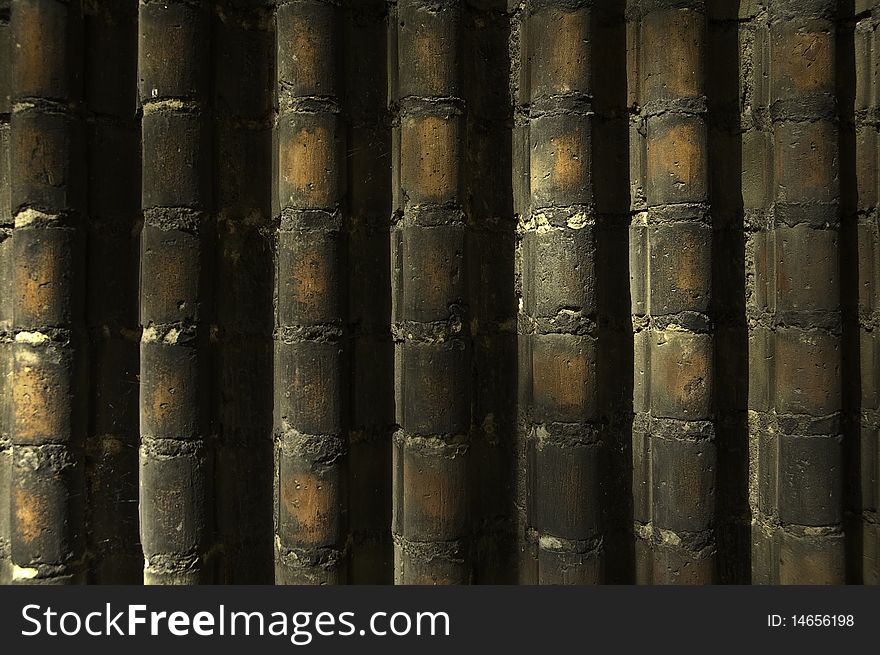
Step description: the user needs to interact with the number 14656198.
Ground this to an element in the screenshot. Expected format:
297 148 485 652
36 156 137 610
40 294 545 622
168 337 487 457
767 614 855 628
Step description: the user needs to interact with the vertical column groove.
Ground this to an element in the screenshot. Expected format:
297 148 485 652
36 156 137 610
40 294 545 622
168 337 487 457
344 0 394 584
83 0 141 584
212 0 275 584
465 0 517 584
511 0 533 584
705 0 752 583
851 0 879 584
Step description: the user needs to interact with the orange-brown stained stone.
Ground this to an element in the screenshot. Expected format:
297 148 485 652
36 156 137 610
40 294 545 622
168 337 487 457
773 121 838 203
646 119 707 204
772 26 834 98
530 8 591 98
641 9 704 101
280 124 337 209
778 534 845 585
13 356 66 443
140 341 201 439
533 351 590 415
529 118 591 206
14 487 47 544
551 133 587 194
531 335 597 422
675 247 702 299
400 114 459 205
549 11 590 94
16 236 65 327
15 118 67 200
291 244 331 324
650 331 712 420
13 0 68 100
279 10 334 95
401 453 467 542
405 15 457 97
280 468 339 548
289 15 321 92
278 231 341 327
150 373 177 426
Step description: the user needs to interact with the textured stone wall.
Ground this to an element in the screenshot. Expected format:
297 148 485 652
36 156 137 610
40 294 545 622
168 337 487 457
0 0 876 585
